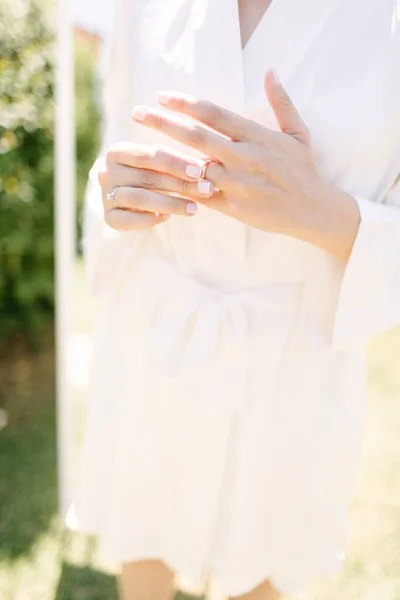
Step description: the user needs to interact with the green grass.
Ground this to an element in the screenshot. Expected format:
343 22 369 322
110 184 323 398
1 260 400 600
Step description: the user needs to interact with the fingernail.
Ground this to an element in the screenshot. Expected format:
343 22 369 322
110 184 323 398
158 91 172 105
185 164 202 179
161 214 170 221
271 68 281 85
186 202 198 215
197 180 213 195
133 106 148 122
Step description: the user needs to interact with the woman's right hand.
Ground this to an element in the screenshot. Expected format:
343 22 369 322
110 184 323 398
98 142 215 231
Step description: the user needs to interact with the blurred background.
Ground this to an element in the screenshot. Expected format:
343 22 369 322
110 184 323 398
1 1 400 599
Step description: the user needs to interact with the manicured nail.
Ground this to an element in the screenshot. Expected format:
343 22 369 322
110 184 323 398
133 106 148 122
186 202 198 215
185 164 202 179
161 214 170 220
197 180 213 195
271 68 281 85
158 91 172 105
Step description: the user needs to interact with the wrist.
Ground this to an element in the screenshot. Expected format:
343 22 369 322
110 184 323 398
300 181 361 262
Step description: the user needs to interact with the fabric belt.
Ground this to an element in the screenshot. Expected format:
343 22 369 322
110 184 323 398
142 259 303 413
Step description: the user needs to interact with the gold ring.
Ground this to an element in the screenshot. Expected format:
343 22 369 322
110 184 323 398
200 159 216 180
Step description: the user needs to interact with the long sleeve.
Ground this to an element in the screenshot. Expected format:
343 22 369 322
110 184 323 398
330 179 400 349
301 175 400 351
82 0 148 296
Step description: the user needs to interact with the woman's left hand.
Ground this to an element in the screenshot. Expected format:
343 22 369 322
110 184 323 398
133 69 360 262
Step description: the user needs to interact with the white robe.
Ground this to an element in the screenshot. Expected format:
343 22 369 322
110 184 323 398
73 0 400 595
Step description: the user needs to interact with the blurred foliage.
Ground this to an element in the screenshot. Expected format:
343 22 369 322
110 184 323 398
0 0 101 346
0 0 55 346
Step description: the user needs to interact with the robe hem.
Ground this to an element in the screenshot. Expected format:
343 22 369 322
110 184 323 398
66 505 345 598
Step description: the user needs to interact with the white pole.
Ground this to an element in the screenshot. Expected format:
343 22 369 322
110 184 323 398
55 0 76 519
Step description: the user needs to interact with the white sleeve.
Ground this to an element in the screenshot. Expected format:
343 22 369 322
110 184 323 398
330 179 400 349
82 0 148 296
300 175 400 351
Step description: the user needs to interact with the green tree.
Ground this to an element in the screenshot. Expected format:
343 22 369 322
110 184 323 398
0 0 55 345
0 0 101 346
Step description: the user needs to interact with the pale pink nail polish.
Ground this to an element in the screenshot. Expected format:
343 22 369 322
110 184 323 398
133 107 148 122
186 202 198 215
161 214 170 221
158 91 172 105
197 180 213 195
185 165 202 179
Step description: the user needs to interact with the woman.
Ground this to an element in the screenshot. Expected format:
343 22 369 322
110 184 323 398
74 0 400 598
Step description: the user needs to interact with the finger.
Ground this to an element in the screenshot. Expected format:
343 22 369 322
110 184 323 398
157 92 262 142
107 143 206 182
107 165 217 199
101 161 227 201
264 69 311 145
132 106 232 159
104 186 200 216
106 209 169 231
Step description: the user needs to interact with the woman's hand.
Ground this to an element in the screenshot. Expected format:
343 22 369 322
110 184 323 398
98 143 215 231
132 69 360 261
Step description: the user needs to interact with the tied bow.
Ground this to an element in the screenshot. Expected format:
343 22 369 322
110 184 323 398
144 263 302 413
148 278 250 413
